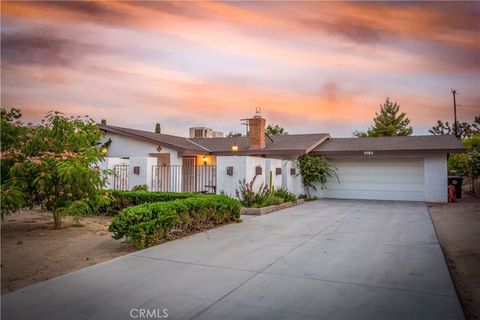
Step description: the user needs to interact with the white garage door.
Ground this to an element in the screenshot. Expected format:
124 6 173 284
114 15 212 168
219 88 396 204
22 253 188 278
324 157 425 201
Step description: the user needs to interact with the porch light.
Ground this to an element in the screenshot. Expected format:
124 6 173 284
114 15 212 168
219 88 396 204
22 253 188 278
202 156 208 165
231 143 238 152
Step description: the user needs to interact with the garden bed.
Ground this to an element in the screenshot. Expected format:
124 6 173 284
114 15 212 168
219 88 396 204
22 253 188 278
240 199 305 216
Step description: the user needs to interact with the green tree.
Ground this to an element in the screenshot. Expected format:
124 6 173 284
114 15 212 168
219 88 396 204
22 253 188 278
297 154 338 199
155 122 161 133
1 108 29 184
448 134 480 173
266 124 288 135
429 115 479 139
227 131 243 137
353 98 413 137
1 109 111 228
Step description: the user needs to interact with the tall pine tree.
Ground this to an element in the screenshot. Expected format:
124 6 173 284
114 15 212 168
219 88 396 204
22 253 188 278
353 98 413 137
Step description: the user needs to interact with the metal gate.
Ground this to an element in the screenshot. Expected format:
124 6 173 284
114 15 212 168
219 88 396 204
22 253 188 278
151 165 216 193
151 165 182 192
113 164 129 190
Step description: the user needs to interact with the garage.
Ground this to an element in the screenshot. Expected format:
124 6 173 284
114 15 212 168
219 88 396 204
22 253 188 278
324 157 425 201
311 135 466 203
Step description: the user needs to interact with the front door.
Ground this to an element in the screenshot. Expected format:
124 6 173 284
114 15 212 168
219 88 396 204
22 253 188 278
182 157 196 192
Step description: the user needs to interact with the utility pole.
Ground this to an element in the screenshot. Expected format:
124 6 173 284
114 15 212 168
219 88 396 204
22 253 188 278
452 89 458 138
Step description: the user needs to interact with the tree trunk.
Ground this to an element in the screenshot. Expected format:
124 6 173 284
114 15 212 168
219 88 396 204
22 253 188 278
304 186 311 200
52 209 61 229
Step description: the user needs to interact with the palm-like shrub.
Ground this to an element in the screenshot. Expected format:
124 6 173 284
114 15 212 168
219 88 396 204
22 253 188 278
273 188 297 202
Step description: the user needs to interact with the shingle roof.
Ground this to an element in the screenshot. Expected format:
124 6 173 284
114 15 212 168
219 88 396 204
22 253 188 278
99 124 328 155
190 134 329 154
99 124 209 152
312 135 465 155
100 124 465 156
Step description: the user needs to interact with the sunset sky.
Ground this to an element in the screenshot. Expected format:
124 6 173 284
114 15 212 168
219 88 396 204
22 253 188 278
1 1 479 137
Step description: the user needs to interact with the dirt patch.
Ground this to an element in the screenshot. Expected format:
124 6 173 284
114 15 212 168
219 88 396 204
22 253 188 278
1 209 135 294
429 196 480 320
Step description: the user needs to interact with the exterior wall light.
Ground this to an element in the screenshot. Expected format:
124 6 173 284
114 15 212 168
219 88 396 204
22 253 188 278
231 143 238 152
202 156 208 165
133 166 140 175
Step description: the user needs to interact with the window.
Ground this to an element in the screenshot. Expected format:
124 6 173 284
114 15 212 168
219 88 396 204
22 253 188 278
194 129 203 137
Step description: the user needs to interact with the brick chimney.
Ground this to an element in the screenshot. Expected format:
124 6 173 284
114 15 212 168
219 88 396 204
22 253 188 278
246 110 266 149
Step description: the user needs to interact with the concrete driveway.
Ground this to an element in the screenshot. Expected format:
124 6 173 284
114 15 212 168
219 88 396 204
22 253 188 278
2 200 464 320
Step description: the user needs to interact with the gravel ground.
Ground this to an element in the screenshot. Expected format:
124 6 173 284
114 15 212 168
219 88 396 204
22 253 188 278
429 195 480 320
1 209 135 293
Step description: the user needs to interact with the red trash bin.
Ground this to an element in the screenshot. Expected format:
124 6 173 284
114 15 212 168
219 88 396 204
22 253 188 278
448 185 457 203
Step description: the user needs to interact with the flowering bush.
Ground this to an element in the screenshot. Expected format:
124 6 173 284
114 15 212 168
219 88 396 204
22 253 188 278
235 176 268 208
1 108 111 228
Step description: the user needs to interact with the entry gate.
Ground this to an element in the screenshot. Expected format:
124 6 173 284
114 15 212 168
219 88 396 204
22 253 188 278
151 165 216 193
113 164 129 190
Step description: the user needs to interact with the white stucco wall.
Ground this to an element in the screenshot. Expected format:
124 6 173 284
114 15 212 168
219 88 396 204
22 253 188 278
246 157 266 192
128 157 157 190
103 132 179 161
216 156 247 196
216 156 266 196
424 154 448 203
282 160 304 196
264 158 283 190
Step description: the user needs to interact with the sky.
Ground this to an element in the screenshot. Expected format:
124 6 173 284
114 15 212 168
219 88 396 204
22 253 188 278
1 1 479 137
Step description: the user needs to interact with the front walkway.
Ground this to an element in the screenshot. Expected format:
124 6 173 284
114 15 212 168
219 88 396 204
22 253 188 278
2 200 464 320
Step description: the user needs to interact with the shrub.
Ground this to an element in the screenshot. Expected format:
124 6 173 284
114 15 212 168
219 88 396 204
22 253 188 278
100 190 200 215
132 184 149 191
297 154 338 199
235 176 268 207
273 188 297 202
108 195 241 248
235 178 299 208
260 195 284 207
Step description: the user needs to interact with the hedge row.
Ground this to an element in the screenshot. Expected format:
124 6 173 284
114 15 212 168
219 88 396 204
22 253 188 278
101 190 201 215
108 195 241 248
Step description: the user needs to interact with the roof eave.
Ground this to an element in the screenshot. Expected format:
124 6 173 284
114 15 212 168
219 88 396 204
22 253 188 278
211 149 309 156
100 126 203 154
312 148 466 156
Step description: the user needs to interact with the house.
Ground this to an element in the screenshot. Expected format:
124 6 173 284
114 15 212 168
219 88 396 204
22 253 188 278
189 127 225 138
98 112 465 202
